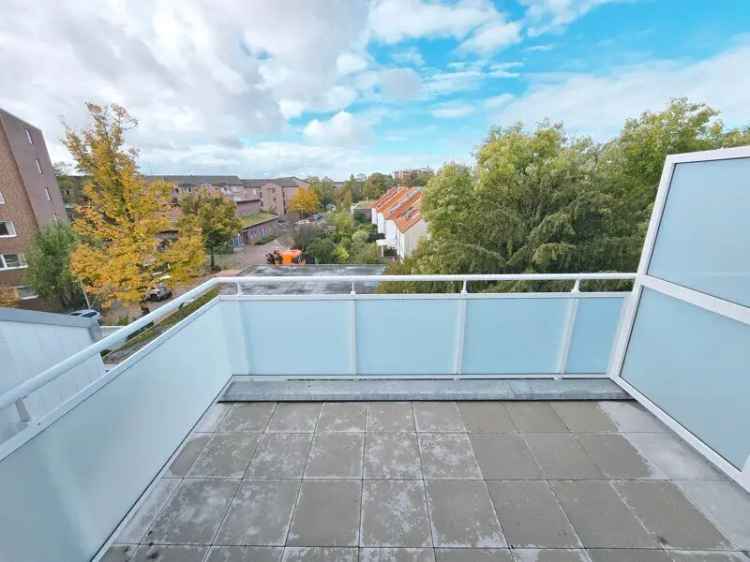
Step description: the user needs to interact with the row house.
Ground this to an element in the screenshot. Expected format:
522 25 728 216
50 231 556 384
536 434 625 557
371 186 428 259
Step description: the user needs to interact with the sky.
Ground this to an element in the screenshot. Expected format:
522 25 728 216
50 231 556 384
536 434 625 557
1 0 748 180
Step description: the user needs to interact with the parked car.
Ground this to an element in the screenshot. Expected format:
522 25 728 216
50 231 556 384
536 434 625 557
69 309 102 322
146 285 173 302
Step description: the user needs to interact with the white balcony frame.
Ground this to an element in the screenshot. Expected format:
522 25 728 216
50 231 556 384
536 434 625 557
609 145 750 492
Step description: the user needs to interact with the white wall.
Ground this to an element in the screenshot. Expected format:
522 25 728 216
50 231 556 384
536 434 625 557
398 220 428 258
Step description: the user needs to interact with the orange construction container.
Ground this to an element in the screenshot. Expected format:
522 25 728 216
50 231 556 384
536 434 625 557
280 249 302 265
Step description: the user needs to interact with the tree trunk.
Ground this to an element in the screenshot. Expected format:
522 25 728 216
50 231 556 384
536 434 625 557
210 248 215 270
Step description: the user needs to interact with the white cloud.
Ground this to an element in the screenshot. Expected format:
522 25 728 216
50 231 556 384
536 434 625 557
303 111 373 146
378 68 424 100
488 62 524 78
459 20 522 54
489 40 750 140
391 47 425 67
526 43 556 52
484 93 514 109
520 0 623 36
337 52 369 75
432 102 476 118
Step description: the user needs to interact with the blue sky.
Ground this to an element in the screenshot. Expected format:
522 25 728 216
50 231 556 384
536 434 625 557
1 1 748 179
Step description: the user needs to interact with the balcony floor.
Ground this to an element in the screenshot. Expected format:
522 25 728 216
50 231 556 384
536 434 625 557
103 400 750 562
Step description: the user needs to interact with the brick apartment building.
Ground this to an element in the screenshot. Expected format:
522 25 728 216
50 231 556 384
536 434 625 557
0 108 67 303
244 177 309 216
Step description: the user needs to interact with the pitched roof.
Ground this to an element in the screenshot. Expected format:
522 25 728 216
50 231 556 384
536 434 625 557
395 193 425 233
146 175 242 186
242 177 309 188
374 186 409 213
383 188 420 220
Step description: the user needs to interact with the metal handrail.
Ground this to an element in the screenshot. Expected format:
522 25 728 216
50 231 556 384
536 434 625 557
0 272 635 416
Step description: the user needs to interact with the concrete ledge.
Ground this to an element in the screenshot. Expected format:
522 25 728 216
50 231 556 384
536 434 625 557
221 378 631 402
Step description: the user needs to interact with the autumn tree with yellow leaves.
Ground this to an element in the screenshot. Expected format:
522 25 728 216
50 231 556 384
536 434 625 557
288 187 320 217
65 103 205 306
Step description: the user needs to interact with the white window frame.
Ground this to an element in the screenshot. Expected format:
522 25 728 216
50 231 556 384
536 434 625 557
35 159 42 174
44 187 51 201
25 128 33 144
0 191 4 204
0 253 27 270
15 285 38 300
0 220 17 237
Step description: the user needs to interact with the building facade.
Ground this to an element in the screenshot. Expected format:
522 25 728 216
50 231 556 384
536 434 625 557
0 109 67 303
252 177 309 215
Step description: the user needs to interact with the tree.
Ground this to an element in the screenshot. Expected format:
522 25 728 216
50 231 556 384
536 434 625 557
307 236 337 264
0 287 18 307
364 172 394 199
25 222 84 309
65 103 205 306
308 178 336 209
180 192 241 271
288 187 320 217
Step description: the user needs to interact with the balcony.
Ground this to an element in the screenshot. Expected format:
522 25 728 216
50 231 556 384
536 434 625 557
2 148 750 562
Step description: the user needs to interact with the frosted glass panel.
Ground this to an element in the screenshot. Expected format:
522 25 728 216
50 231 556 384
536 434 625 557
622 289 750 469
566 297 625 374
357 298 458 374
649 157 750 306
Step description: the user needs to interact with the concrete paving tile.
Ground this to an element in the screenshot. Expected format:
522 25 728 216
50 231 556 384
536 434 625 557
599 402 666 432
512 550 589 562
414 402 465 432
101 545 138 562
368 403 416 432
218 403 275 432
667 552 748 561
167 434 211 477
614 481 730 550
115 478 181 543
365 433 421 479
282 547 357 561
195 403 233 433
436 548 513 561
361 548 436 562
551 402 619 432
487 481 580 548
305 432 363 478
207 546 283 562
458 402 516 433
133 545 208 562
246 433 312 480
586 549 671 562
216 481 300 546
576 433 666 479
623 433 725 481
268 403 321 432
188 433 260 479
418 433 482 479
425 480 506 548
469 433 542 479
506 403 569 433
317 403 366 432
287 480 361 547
147 479 238 545
524 434 603 479
550 480 657 548
676 480 750 549
361 480 432 547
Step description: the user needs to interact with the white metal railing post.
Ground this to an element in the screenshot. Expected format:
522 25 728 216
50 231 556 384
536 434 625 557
15 399 31 424
556 278 581 377
350 282 358 377
454 281 468 377
236 280 241 295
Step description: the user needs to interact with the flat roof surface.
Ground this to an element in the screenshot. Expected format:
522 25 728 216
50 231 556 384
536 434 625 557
104 399 750 561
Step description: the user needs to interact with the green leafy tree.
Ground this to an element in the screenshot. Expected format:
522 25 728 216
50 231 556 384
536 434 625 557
308 178 336 209
307 236 337 264
364 172 394 199
180 192 242 271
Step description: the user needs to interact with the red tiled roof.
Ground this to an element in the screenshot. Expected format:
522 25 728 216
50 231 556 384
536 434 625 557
395 193 424 233
373 186 408 213
383 188 420 220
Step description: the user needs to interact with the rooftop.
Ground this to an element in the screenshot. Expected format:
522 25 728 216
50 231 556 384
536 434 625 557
240 211 278 228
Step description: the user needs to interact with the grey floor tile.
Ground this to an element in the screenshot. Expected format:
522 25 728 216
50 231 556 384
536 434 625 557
436 549 512 561
282 547 357 561
458 402 516 433
512 550 589 562
414 402 465 432
368 403 416 432
218 403 275 432
115 479 181 543
623 433 725 481
469 433 542 479
305 432 364 478
148 479 238 545
551 402 619 432
506 403 569 433
207 546 283 562
551 480 657 548
268 403 321 432
487 481 580 548
613 480 730 550
524 434 603 479
586 549 671 562
101 545 138 562
195 403 233 433
167 434 211 477
246 433 312 480
318 403 366 432
577 433 666 479
599 402 666 432
216 481 300 546
418 433 482 479
287 480 361 547
425 480 506 548
676 480 750 549
365 433 421 479
361 549 436 562
361 480 432 547
667 551 748 561
133 545 208 562
188 433 260 479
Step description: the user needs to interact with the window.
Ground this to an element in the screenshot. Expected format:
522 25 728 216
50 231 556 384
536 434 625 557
35 159 43 174
44 187 51 201
25 129 33 144
0 191 4 204
0 221 16 237
16 286 38 300
0 253 26 269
